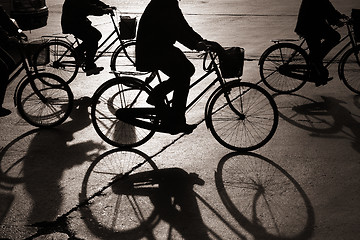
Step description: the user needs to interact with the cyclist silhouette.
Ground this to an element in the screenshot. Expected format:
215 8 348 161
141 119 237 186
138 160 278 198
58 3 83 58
61 0 113 76
136 0 216 134
295 0 346 86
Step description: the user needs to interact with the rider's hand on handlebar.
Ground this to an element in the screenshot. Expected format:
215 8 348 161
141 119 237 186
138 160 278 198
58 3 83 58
196 40 222 52
103 7 114 15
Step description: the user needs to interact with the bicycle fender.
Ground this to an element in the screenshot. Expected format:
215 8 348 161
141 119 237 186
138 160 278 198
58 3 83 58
258 42 308 66
204 80 240 129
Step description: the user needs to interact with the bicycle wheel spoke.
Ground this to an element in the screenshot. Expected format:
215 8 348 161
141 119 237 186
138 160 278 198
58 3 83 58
340 45 360 94
208 82 278 151
33 40 79 84
17 73 73 127
260 43 309 93
91 77 156 147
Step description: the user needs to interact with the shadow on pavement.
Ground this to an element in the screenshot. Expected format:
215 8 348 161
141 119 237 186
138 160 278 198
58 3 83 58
274 93 360 153
79 148 248 240
0 97 105 238
215 151 315 240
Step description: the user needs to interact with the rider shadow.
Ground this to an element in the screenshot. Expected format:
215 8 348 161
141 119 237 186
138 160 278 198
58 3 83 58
22 96 105 224
79 147 215 240
111 167 210 239
273 93 360 153
215 151 315 240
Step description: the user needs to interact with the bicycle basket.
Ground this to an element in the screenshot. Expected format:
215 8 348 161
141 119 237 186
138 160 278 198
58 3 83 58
119 16 137 40
25 40 50 66
219 47 245 78
352 9 360 42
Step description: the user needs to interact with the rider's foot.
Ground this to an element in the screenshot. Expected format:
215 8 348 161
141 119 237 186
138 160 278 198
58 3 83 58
160 121 197 135
0 107 11 117
85 64 104 76
315 76 333 87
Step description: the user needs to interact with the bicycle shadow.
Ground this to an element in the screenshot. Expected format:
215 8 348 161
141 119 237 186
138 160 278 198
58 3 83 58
79 147 211 239
273 93 360 153
215 151 315 240
79 148 247 240
0 97 105 226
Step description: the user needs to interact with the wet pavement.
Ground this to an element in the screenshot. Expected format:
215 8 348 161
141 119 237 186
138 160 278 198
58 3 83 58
1 0 360 239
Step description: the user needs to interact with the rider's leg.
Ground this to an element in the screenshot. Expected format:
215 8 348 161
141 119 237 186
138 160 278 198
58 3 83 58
320 26 341 59
305 36 330 85
71 25 103 75
152 47 196 133
157 48 194 117
0 58 11 117
0 47 15 117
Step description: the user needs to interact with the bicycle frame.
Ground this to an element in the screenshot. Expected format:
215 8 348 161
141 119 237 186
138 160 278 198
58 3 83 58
144 51 237 114
280 20 359 69
9 39 47 107
42 13 130 63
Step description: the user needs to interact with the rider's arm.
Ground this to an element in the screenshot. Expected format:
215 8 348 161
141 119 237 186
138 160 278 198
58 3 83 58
171 2 203 50
325 0 344 26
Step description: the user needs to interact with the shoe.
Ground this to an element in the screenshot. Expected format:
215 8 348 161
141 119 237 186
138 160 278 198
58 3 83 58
0 108 11 117
159 119 197 135
315 77 333 87
146 94 166 107
85 66 104 76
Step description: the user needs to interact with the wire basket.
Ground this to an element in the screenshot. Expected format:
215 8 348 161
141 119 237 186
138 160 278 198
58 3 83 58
219 47 245 78
352 9 360 42
25 40 49 66
119 16 137 40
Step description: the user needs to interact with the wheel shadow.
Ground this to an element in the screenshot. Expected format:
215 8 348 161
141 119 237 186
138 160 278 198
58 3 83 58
215 151 315 240
0 97 105 227
273 93 360 153
79 148 214 240
79 148 249 240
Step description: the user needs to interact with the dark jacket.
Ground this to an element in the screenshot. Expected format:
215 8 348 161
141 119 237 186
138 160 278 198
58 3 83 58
136 0 203 71
61 0 109 33
295 0 342 37
0 6 20 68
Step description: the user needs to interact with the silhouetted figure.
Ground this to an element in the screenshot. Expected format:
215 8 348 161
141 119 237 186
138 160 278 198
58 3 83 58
136 0 216 134
61 0 113 76
0 6 21 117
295 0 346 86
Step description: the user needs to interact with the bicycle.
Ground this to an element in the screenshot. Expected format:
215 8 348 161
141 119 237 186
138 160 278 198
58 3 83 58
259 14 360 94
9 33 74 128
91 44 279 152
31 10 139 84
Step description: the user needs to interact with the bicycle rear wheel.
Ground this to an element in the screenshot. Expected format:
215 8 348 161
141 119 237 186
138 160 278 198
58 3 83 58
16 73 74 128
339 45 360 94
259 43 309 93
207 81 278 152
91 77 157 148
33 40 79 84
110 40 137 74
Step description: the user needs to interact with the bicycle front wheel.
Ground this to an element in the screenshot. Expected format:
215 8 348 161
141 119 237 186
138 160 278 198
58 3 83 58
207 81 278 152
33 40 79 84
339 45 360 94
259 43 309 93
16 73 74 128
91 77 156 148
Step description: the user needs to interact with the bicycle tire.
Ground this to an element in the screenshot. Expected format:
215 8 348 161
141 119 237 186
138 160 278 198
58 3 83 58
339 44 360 94
110 40 147 75
33 39 79 84
259 42 309 93
91 76 157 148
80 148 159 239
207 81 278 151
16 73 74 128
